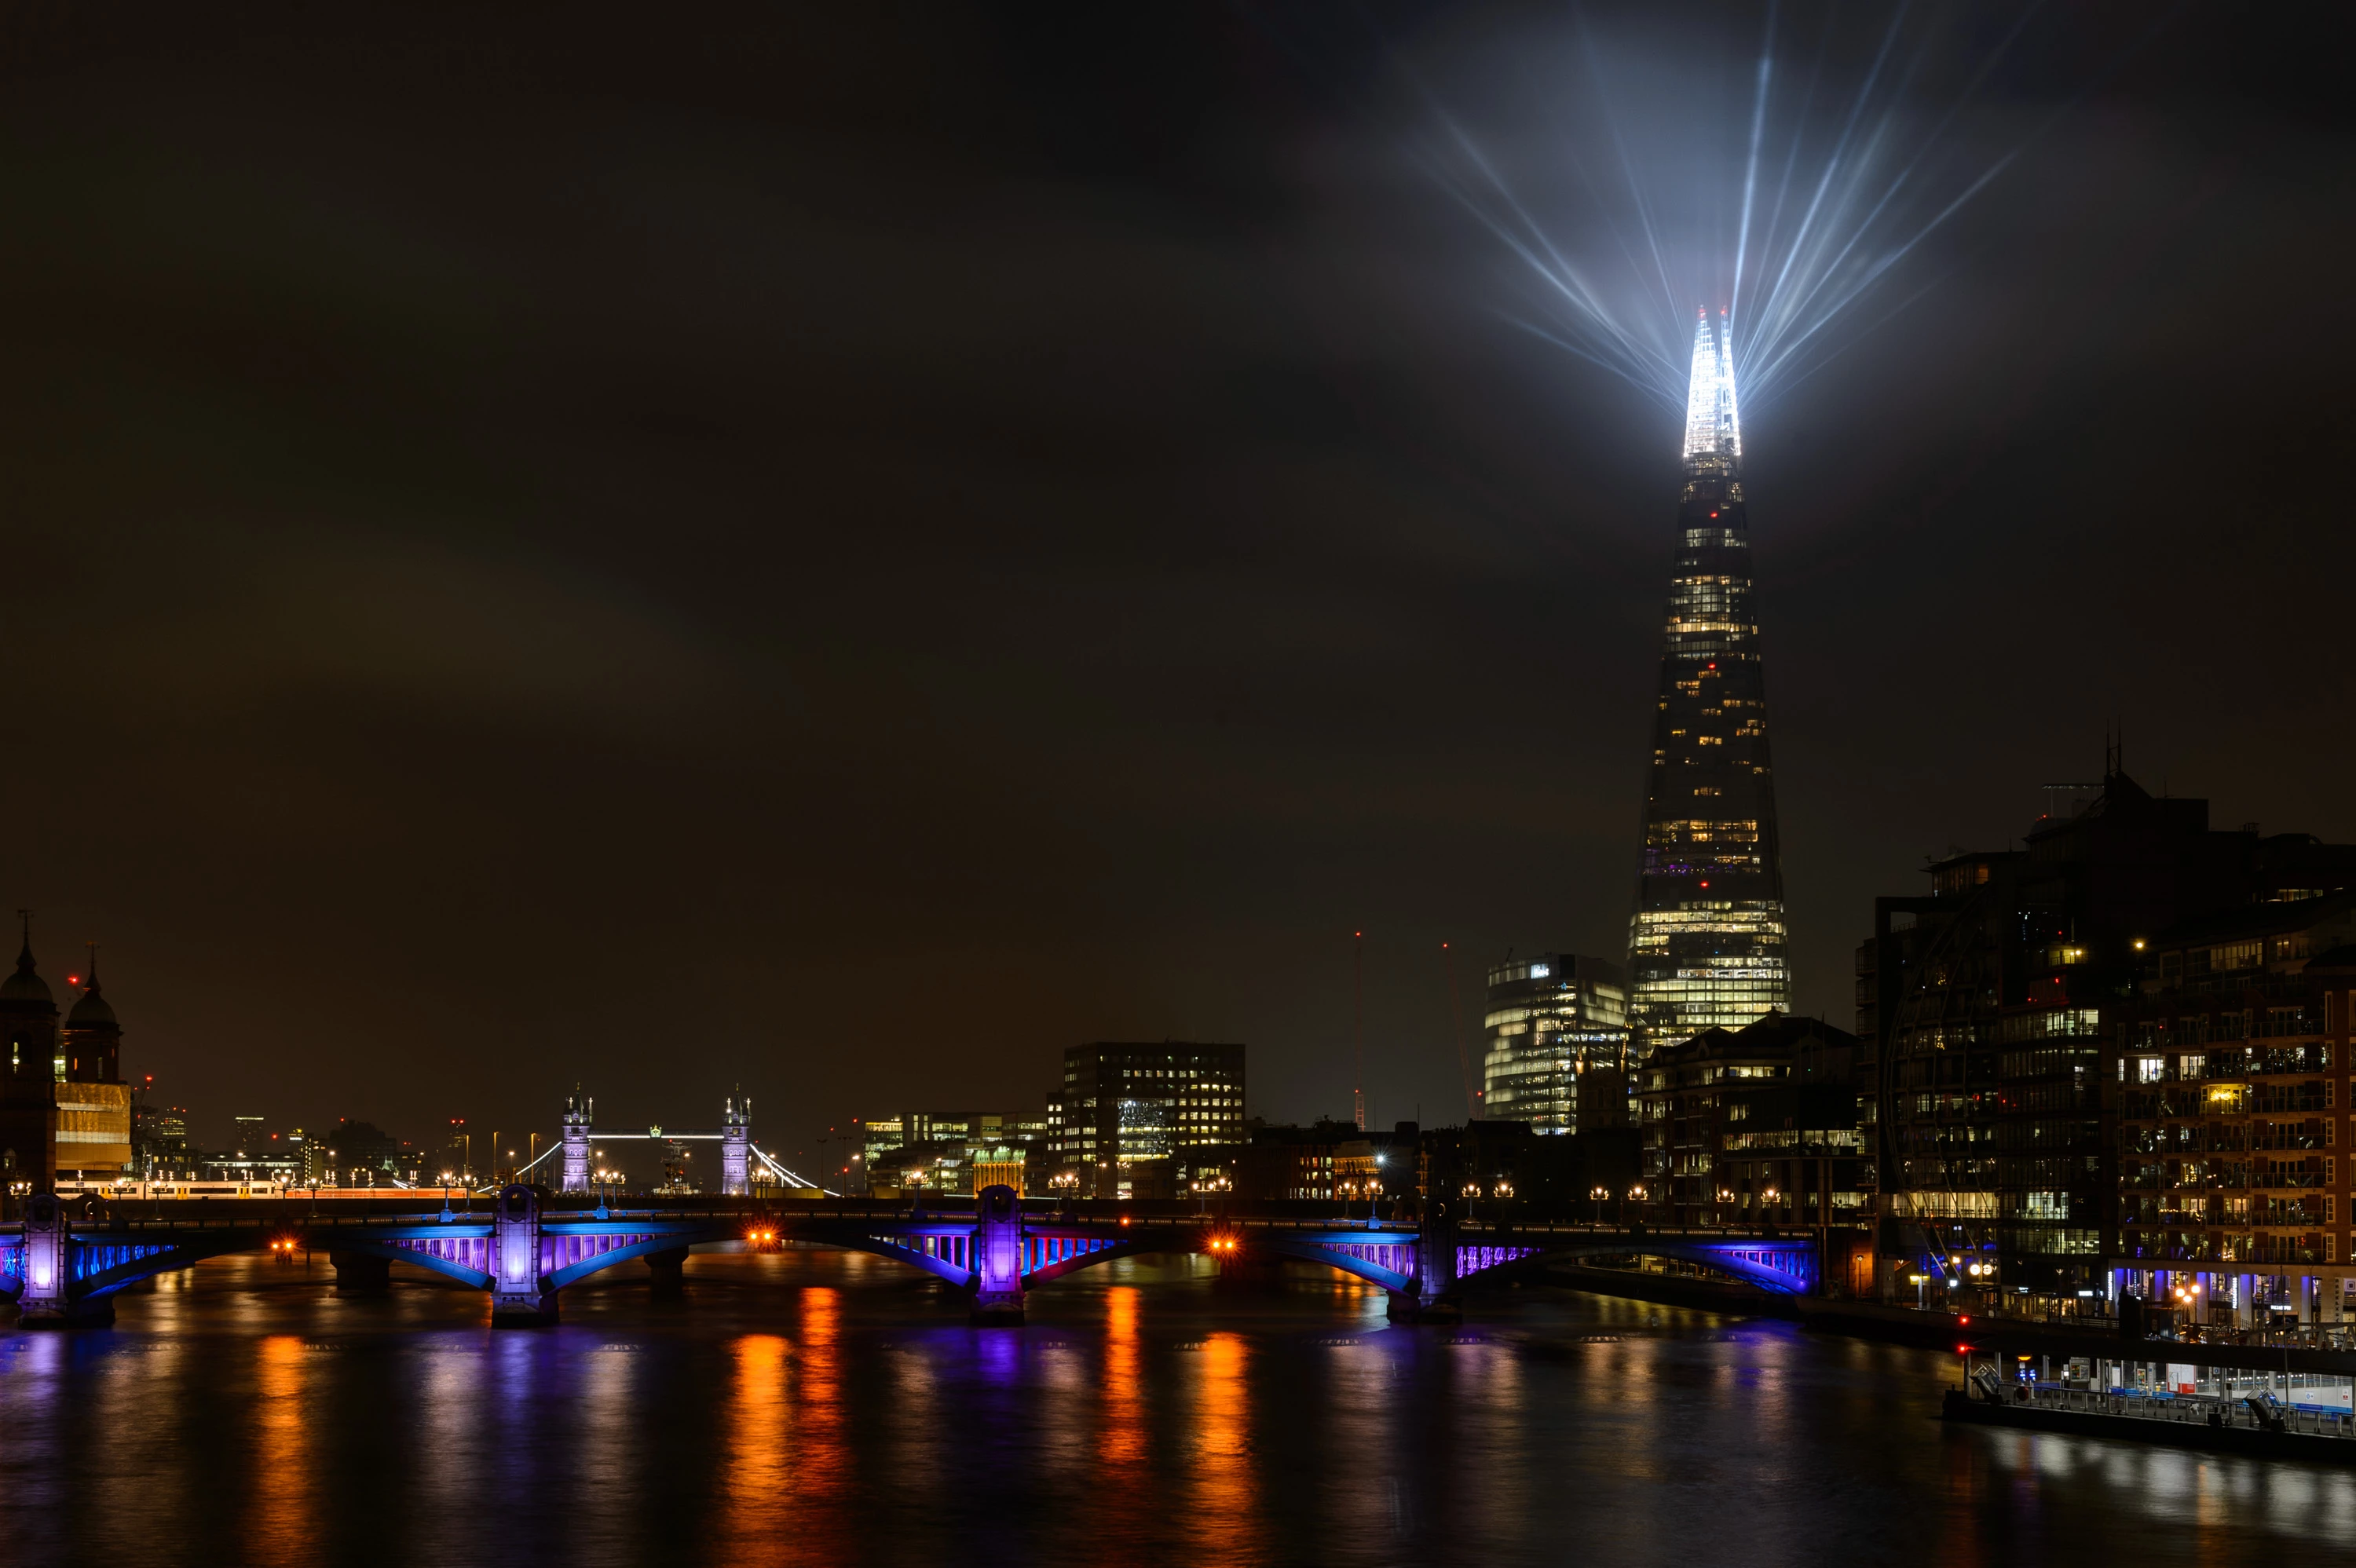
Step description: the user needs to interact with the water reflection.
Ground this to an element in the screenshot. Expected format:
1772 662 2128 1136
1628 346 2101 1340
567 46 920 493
249 1336 310 1567
0 1336 67 1563
569 1325 638 1556
1087 1283 1154 1542
2 1254 2355 1566
786 1285 847 1552
1188 1332 1257 1562
723 1335 789 1548
410 1338 486 1560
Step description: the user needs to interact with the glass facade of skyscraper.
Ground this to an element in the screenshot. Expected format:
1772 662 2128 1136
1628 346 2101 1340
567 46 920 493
1480 954 1629 1132
1628 312 1791 1052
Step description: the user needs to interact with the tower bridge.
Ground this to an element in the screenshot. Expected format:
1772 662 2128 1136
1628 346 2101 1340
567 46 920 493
0 1183 1817 1329
541 1087 814 1196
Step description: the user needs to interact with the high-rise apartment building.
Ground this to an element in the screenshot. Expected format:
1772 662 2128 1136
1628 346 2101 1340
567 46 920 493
1480 954 1628 1133
2116 896 2356 1321
1626 311 1790 1054
1046 1041 1246 1199
1857 766 2356 1310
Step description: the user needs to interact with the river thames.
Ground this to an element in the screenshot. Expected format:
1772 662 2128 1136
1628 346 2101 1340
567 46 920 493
2 1251 2348 1566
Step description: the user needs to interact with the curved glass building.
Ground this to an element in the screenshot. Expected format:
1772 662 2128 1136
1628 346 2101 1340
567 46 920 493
1480 954 1629 1132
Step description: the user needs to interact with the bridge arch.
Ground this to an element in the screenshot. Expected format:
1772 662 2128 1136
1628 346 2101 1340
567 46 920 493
1458 1237 1817 1296
803 1230 986 1288
1249 1234 1414 1292
800 1226 1216 1293
72 1234 273 1299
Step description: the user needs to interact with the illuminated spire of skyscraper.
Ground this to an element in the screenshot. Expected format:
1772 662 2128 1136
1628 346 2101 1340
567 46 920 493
1626 308 1789 1054
1681 309 1722 461
1681 309 1740 466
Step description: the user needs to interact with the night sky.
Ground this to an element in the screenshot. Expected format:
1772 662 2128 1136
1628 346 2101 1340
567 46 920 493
0 3 2346 1170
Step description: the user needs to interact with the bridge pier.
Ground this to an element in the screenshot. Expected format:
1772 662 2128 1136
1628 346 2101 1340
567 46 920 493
491 1184 558 1327
1388 1197 1462 1324
331 1253 391 1294
13 1194 112 1329
970 1183 1024 1325
645 1247 690 1295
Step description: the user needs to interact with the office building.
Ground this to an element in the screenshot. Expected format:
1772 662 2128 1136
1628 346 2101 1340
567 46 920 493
1046 1041 1246 1199
1637 1011 1865 1230
1626 311 1791 1053
860 1109 1048 1193
1480 953 1628 1133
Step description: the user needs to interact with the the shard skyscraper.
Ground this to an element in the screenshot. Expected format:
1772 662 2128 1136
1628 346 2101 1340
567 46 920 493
1626 309 1790 1053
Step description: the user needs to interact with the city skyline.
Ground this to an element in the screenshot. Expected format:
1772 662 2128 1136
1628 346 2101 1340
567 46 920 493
4 10 2352 1559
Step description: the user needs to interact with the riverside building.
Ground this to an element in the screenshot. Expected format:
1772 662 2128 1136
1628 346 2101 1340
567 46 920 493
1480 954 1629 1132
0 928 132 1190
1626 310 1791 1055
1636 1011 1867 1233
1856 765 2356 1313
2115 895 2356 1326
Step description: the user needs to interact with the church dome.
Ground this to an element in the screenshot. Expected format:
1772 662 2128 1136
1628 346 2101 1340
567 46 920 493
68 984 115 1028
0 941 51 1007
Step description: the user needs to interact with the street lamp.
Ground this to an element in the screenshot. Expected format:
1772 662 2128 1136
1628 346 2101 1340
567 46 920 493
1590 1185 1608 1226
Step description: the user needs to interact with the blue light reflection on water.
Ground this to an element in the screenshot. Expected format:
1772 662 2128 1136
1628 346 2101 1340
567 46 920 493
2 1251 2353 1566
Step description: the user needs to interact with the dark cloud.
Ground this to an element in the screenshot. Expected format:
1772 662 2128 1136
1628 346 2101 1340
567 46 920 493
0 2 2345 1163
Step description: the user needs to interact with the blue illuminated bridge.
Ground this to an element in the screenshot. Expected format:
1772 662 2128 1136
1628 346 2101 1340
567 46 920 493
0 1186 1818 1329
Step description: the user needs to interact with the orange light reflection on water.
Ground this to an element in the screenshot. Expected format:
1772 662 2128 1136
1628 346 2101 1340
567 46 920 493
250 1336 310 1567
723 1334 790 1548
1190 1332 1257 1561
1101 1285 1144 1468
785 1286 848 1548
1079 1281 1162 1545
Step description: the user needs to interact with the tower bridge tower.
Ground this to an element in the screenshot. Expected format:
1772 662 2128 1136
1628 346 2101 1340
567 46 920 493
721 1089 749 1197
1626 310 1791 1054
561 1087 592 1194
